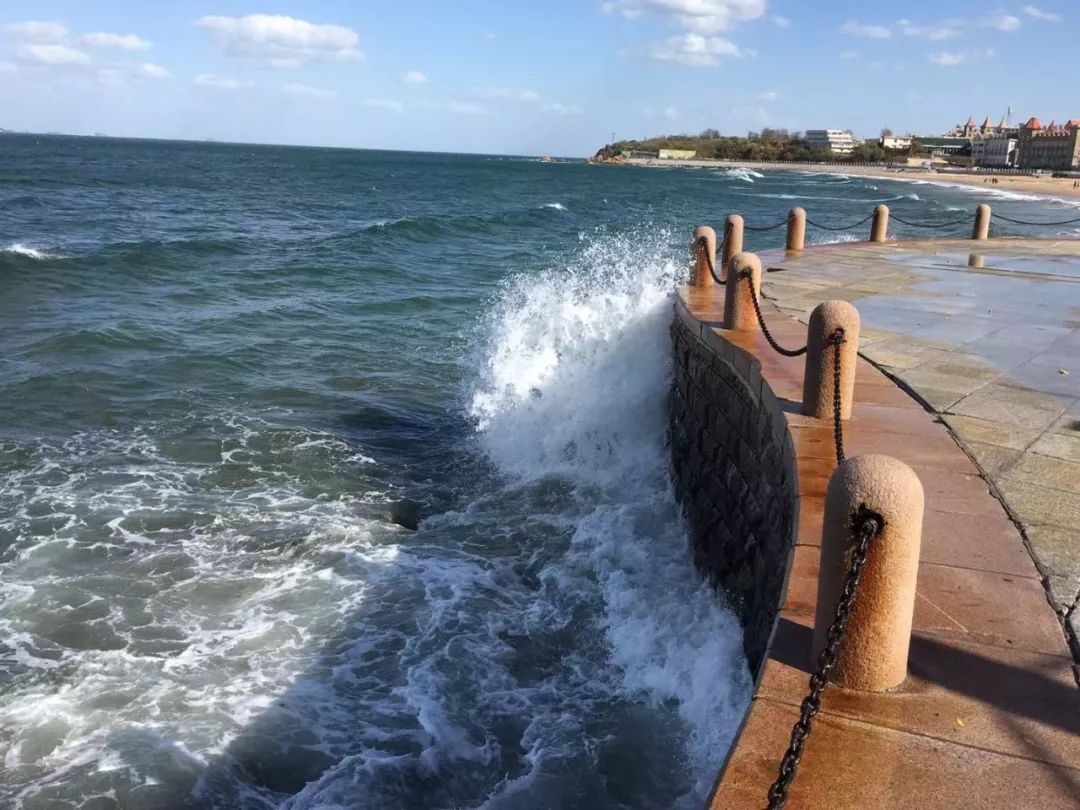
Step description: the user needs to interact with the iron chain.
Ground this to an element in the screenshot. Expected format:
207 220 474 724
990 212 1080 227
742 270 807 357
831 330 846 466
745 217 790 233
804 213 874 232
765 510 883 809
889 213 971 229
696 235 725 284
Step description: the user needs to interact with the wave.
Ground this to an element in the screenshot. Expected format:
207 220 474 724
465 230 751 803
721 168 764 183
2 242 63 260
542 202 567 211
873 175 1080 210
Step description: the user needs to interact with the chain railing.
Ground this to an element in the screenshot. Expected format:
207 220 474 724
804 213 875 232
742 270 807 357
765 507 884 809
695 235 725 284
830 331 847 465
745 217 790 233
889 213 972 229
991 212 1080 227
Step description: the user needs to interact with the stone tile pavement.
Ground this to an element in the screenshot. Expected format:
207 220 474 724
759 238 1080 655
678 265 1080 807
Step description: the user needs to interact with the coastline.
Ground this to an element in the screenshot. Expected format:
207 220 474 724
611 157 1080 203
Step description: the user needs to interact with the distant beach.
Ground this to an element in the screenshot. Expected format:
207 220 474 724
614 157 1080 203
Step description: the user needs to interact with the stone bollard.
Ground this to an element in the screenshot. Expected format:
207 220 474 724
722 214 744 269
723 251 761 332
973 204 991 240
870 204 889 242
802 301 860 420
814 454 924 691
786 207 806 251
692 225 717 286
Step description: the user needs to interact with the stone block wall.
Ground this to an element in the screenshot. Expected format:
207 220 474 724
669 303 799 678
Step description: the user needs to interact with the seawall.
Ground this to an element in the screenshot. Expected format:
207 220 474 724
669 295 797 677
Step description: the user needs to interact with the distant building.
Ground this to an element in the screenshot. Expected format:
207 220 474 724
971 132 1017 168
946 114 1012 139
658 148 696 160
880 135 913 151
1016 117 1080 170
912 137 970 158
805 129 856 154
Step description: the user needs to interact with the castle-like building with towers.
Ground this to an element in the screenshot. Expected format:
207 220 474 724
943 112 1079 170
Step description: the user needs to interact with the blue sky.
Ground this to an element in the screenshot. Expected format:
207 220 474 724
0 2 1073 156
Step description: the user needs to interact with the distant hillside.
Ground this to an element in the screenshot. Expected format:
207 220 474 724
592 130 907 164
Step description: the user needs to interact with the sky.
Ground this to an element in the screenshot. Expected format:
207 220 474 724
0 1 1074 156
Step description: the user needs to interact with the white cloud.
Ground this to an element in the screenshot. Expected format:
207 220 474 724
663 105 677 120
928 47 994 67
1022 5 1061 22
360 99 491 116
542 102 584 116
648 33 751 66
839 50 859 60
475 87 541 101
138 62 169 78
15 43 90 65
402 70 428 85
362 98 405 112
434 100 490 116
81 32 152 51
840 20 891 38
770 15 791 28
5 20 69 42
282 82 335 98
757 90 777 100
603 1 766 33
196 14 363 65
895 19 962 40
194 74 249 90
983 12 1021 31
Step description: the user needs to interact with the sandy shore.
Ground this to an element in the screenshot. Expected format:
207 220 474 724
617 158 1080 202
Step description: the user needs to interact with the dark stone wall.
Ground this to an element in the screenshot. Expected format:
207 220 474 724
669 302 798 678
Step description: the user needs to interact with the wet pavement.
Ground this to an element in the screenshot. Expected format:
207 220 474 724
676 244 1080 806
760 238 1080 628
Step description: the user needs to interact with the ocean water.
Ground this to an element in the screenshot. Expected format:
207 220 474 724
2 136 1078 810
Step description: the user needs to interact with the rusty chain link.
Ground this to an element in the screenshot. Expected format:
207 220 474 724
695 235 725 285
830 330 846 466
740 270 807 357
765 508 883 809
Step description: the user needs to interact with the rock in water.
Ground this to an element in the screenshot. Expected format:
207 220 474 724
388 498 421 530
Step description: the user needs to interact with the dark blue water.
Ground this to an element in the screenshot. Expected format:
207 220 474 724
2 135 1076 810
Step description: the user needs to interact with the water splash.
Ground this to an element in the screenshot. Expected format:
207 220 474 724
468 229 752 803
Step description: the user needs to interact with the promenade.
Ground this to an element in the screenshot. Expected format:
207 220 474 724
761 237 1080 642
678 232 1080 807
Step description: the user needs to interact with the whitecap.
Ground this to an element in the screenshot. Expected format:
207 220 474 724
3 242 61 260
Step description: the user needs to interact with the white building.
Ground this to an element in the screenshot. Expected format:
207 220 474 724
880 135 913 151
972 133 1018 168
805 129 857 154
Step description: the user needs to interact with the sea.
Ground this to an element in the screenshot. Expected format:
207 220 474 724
2 135 1078 810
